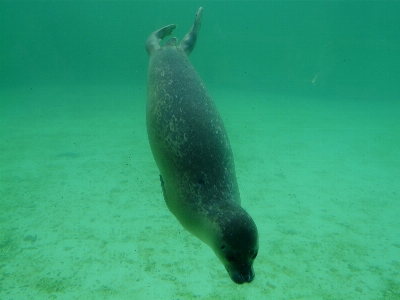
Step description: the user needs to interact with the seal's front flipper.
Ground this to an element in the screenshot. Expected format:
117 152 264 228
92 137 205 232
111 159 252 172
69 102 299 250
180 7 203 56
146 24 178 55
159 175 169 205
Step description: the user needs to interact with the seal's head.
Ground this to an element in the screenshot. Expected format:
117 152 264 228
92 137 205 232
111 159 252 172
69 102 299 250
212 206 259 284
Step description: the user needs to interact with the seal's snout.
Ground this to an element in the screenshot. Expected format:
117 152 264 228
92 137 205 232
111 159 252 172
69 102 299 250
229 267 255 284
231 273 254 284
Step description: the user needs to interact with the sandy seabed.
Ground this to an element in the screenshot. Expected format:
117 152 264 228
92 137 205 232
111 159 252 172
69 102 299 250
1 84 399 299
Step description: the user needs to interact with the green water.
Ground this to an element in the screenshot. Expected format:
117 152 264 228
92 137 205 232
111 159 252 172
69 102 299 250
2 1 399 96
1 1 399 299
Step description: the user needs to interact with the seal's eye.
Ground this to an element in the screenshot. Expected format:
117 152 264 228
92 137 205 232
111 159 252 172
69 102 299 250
226 255 237 262
220 245 225 250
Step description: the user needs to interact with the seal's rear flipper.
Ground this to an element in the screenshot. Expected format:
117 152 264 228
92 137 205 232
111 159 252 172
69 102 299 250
180 7 203 56
146 24 178 55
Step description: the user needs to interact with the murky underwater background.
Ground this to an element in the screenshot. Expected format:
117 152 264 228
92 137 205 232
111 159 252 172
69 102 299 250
1 1 399 299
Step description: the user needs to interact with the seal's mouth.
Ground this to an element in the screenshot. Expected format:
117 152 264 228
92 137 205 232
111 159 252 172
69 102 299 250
228 269 255 284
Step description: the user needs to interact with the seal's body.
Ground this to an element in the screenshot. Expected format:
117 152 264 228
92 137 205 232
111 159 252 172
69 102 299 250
146 7 258 284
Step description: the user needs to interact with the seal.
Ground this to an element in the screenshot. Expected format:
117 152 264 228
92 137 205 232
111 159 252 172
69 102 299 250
146 7 258 284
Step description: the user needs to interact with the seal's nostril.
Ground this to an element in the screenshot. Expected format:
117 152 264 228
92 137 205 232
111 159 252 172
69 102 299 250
246 274 255 283
243 269 255 283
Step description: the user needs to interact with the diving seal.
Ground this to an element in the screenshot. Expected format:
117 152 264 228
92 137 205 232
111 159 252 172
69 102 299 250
146 7 258 284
